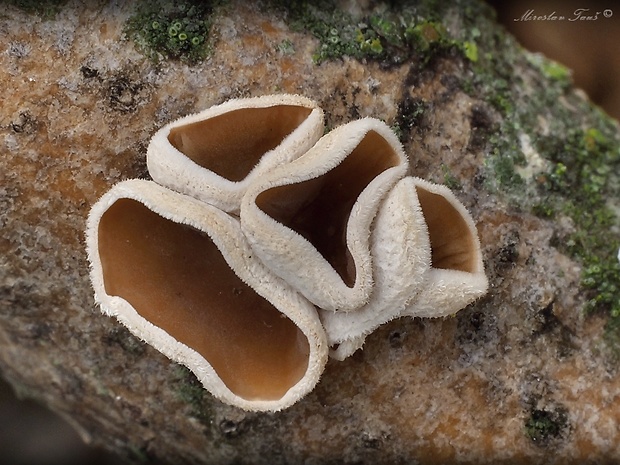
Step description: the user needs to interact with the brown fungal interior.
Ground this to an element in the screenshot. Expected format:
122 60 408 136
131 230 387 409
255 130 400 287
98 199 310 401
167 105 312 182
416 187 478 272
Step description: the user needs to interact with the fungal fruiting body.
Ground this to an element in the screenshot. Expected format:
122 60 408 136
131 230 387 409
86 179 327 411
400 178 488 319
86 94 488 412
320 177 488 361
320 176 432 360
241 118 408 312
147 94 324 213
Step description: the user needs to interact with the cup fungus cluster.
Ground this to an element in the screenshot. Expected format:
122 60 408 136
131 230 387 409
86 94 488 412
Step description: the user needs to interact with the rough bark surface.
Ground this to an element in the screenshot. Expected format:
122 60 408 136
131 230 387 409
1 1 619 464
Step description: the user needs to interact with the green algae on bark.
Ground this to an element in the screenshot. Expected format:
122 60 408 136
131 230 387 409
458 4 620 353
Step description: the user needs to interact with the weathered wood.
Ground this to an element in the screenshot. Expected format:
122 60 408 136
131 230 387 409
1 1 619 463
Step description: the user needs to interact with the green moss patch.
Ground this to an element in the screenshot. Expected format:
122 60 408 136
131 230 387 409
266 0 481 66
125 0 219 64
539 127 620 329
457 1 620 352
525 407 569 445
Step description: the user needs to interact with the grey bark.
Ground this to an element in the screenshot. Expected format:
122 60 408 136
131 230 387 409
1 1 619 464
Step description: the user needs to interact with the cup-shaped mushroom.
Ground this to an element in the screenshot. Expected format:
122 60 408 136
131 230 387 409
321 177 489 360
319 177 431 360
403 178 488 319
147 94 324 213
86 180 328 412
240 118 409 312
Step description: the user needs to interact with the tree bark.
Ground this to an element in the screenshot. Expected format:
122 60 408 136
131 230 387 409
1 1 619 464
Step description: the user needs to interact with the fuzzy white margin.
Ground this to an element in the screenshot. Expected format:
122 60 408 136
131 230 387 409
240 118 408 312
146 94 324 214
85 179 328 412
402 178 488 320
322 177 489 360
320 177 430 360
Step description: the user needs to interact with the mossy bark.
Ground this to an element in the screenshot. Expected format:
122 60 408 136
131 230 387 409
1 1 619 464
